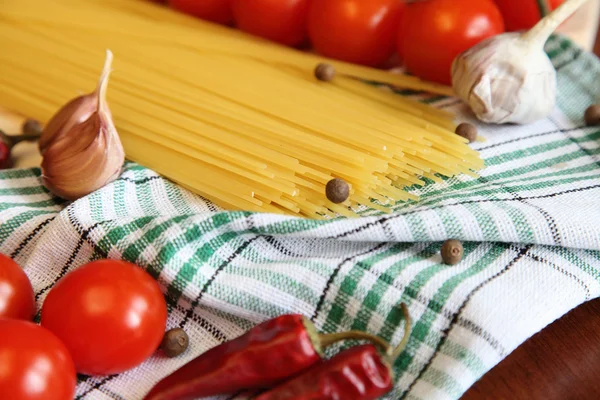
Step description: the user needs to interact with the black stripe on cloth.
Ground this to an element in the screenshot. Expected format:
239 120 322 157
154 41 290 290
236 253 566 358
10 216 54 259
176 303 228 343
525 252 592 300
310 242 390 322
477 125 587 151
329 183 600 241
263 236 306 258
118 176 162 185
477 174 563 247
34 221 101 301
67 207 110 259
99 388 127 400
399 245 532 400
75 376 119 400
179 236 260 328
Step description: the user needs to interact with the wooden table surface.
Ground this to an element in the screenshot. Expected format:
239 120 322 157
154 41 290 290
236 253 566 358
1 10 599 400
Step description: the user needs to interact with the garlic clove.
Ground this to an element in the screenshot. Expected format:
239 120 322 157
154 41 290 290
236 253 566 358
39 94 98 154
41 50 124 201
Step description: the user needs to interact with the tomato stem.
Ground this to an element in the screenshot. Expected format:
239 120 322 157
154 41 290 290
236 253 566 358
536 0 551 17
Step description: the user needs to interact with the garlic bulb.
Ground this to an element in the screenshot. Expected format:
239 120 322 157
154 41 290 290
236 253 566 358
451 0 589 124
41 50 125 200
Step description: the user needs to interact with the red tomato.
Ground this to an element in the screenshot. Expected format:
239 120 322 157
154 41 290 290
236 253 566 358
494 0 564 32
232 0 309 47
307 0 404 67
0 253 35 320
0 319 76 400
41 260 167 375
168 0 233 25
398 0 505 85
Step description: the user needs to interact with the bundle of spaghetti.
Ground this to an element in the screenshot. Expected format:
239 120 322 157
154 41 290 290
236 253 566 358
0 0 483 218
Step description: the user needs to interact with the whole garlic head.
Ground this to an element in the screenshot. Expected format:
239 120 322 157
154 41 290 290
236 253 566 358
451 0 589 125
451 33 556 124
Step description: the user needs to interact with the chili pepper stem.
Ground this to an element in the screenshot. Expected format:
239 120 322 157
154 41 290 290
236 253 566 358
318 330 391 353
387 303 412 362
0 130 42 149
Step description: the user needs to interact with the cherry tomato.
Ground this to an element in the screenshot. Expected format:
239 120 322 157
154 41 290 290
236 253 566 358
307 0 404 67
0 253 35 320
168 0 233 25
41 260 167 375
398 0 505 85
494 0 564 32
0 319 76 400
232 0 309 47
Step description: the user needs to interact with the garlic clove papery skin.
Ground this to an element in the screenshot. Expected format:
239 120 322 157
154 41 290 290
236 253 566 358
41 50 125 201
451 33 557 124
41 110 124 201
39 94 98 154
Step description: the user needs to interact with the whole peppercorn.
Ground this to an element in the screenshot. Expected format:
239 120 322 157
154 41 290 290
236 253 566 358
314 63 336 82
584 105 600 126
441 239 463 265
455 123 478 143
22 119 43 136
326 178 349 203
161 328 189 358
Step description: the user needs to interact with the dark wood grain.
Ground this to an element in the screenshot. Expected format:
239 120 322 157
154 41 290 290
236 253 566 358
462 298 600 400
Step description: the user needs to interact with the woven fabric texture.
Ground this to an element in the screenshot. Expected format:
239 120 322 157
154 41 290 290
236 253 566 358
1 35 599 400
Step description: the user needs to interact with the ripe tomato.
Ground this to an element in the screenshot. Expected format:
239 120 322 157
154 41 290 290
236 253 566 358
0 253 35 320
398 0 505 85
41 260 167 375
168 0 233 25
307 0 404 67
494 0 564 32
232 0 309 47
0 320 76 400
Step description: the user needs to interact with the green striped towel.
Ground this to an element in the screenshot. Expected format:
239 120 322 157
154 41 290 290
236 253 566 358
1 35 599 400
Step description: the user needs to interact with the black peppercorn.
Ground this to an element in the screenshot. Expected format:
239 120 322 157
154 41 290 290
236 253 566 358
22 119 43 137
584 105 600 126
441 239 463 265
314 63 336 82
326 178 350 203
161 328 189 358
455 123 478 143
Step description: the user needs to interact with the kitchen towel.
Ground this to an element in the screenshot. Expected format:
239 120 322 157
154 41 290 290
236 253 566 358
1 35 599 400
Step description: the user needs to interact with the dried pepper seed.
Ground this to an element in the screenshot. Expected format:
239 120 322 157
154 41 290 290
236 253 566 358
314 63 336 82
326 178 349 203
161 328 189 358
584 105 600 126
441 239 463 265
22 119 43 136
455 123 478 143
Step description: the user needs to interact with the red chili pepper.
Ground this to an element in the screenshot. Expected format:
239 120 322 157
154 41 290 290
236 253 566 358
144 315 390 400
255 304 412 400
